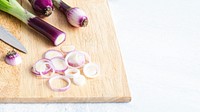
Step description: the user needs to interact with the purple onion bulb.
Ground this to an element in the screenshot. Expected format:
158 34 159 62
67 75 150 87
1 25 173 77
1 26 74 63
66 7 88 27
53 0 88 27
5 50 22 66
29 0 54 17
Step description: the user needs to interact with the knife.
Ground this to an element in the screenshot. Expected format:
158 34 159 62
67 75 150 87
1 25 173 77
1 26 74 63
0 26 27 53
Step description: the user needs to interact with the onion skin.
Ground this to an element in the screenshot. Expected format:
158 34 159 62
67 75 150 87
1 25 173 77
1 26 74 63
28 17 66 46
29 0 54 17
52 0 88 27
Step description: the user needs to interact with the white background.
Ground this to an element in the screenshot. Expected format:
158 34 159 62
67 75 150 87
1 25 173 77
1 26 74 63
1 0 200 111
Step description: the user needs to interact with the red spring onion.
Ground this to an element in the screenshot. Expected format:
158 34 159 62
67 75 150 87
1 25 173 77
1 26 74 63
28 17 66 46
73 74 86 86
64 68 80 79
51 57 68 72
52 0 88 27
5 50 22 66
48 75 71 92
28 0 54 17
44 49 64 59
83 63 100 78
0 0 66 46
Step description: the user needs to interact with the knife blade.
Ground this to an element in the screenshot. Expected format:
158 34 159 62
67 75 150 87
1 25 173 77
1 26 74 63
0 26 27 53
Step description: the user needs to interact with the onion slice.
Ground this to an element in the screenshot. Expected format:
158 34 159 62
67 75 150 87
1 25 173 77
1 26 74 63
73 74 86 86
79 51 92 63
48 75 71 92
32 58 52 75
83 63 100 78
5 50 22 66
51 57 68 72
44 49 64 59
65 51 86 68
64 68 80 79
32 59 56 78
39 62 56 79
60 45 75 53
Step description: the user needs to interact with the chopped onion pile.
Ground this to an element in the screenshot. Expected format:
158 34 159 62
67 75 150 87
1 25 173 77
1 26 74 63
31 45 100 92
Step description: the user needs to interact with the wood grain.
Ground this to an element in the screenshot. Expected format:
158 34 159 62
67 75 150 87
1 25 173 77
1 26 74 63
0 0 131 102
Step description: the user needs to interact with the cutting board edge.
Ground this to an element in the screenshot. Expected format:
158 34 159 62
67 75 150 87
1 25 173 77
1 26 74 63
0 96 132 103
105 0 132 102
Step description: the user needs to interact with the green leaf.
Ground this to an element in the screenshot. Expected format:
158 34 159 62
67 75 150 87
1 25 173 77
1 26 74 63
0 0 12 11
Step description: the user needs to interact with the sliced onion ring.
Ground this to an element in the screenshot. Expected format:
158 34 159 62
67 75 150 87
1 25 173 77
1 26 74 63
64 68 80 79
83 63 100 78
79 51 91 63
51 57 68 72
65 51 86 68
60 45 75 53
73 74 86 86
39 62 56 79
32 58 52 75
48 75 71 92
44 49 64 59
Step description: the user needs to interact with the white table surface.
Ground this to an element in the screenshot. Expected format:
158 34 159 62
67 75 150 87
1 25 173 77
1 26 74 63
1 0 200 111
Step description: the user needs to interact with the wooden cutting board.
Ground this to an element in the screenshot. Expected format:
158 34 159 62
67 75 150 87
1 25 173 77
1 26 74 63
0 0 131 102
